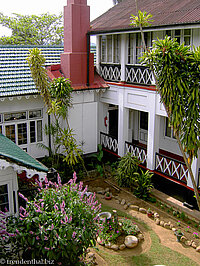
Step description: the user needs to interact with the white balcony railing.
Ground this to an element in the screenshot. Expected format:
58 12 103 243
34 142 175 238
125 141 147 164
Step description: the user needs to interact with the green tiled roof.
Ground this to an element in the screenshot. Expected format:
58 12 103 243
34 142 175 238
0 133 48 172
0 45 64 97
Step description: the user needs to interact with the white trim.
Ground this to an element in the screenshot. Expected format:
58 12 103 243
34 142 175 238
0 158 46 182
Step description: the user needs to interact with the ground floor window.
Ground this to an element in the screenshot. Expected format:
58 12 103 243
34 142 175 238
2 109 43 146
0 184 9 212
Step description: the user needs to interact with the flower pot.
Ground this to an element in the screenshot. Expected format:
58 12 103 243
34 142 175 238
147 212 153 218
175 231 183 242
105 196 112 200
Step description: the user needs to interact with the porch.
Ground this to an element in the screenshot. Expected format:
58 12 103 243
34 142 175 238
100 132 199 190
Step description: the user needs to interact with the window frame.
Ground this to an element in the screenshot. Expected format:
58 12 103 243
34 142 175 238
100 34 121 64
165 29 192 46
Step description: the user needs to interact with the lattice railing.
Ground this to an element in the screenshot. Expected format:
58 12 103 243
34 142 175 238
125 141 147 164
155 153 188 183
100 132 118 155
100 64 121 82
125 65 154 85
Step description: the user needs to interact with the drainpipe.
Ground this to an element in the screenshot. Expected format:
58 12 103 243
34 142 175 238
87 33 90 87
48 114 52 156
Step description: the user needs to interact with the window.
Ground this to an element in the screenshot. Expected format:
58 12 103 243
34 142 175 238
165 118 176 139
140 111 148 131
0 126 2 134
0 114 2 123
30 120 43 143
18 123 27 145
4 111 26 122
128 32 151 64
5 125 16 143
165 29 191 46
0 184 9 212
101 35 121 63
29 110 42 119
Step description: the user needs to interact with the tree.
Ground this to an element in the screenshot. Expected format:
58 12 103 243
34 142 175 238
131 8 200 210
27 48 84 172
0 13 63 45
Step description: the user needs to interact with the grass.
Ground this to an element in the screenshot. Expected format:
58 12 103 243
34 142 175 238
97 203 198 266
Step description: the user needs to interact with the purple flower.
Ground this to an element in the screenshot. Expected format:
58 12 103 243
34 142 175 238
57 173 62 186
54 204 58 211
64 216 68 223
29 231 34 235
36 236 39 240
72 231 77 238
79 181 83 191
18 192 28 202
73 172 77 183
44 247 50 250
51 224 54 230
44 236 48 240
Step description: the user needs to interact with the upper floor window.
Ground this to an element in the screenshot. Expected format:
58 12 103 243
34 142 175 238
100 35 121 63
166 29 191 46
165 118 176 139
128 32 151 64
4 111 26 122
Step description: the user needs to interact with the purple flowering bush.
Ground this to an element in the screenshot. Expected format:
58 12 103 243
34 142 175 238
1 173 101 265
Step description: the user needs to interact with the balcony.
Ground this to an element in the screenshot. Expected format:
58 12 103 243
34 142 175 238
155 152 188 184
99 64 121 82
125 65 154 85
99 133 191 186
99 63 154 85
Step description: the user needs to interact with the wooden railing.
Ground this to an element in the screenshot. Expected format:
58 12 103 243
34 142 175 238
125 65 154 85
125 141 147 165
99 64 121 82
155 153 188 183
100 132 118 155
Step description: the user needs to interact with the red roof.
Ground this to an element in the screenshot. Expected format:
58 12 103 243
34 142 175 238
46 65 109 91
90 0 200 33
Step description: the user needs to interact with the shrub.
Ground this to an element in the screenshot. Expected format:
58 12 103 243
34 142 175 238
1 173 101 265
120 218 140 235
134 170 153 200
116 153 140 187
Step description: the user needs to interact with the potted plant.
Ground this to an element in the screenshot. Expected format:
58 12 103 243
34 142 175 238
147 208 153 218
175 229 184 242
105 192 112 200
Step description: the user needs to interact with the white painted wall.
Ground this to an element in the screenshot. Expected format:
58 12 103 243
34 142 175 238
0 167 18 214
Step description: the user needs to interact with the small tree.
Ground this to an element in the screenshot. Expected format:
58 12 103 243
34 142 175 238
27 48 84 173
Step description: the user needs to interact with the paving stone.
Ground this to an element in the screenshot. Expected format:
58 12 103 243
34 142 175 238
139 208 147 214
111 244 119 251
155 219 160 225
129 205 139 211
196 246 200 252
121 199 126 205
160 221 165 227
124 204 128 210
119 244 126 250
192 242 197 249
124 235 138 248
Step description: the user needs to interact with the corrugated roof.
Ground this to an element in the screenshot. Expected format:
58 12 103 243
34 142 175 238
0 133 48 172
90 0 200 33
0 45 64 97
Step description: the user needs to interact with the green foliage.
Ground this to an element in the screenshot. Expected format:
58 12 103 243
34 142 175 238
89 144 104 176
116 153 140 187
120 218 140 235
142 37 200 161
1 173 101 265
27 48 51 107
0 13 63 45
27 49 84 172
130 10 154 28
134 170 153 200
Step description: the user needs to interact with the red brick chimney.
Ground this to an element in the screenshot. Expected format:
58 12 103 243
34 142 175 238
61 0 94 86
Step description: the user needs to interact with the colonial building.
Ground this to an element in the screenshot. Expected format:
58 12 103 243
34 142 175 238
89 0 200 206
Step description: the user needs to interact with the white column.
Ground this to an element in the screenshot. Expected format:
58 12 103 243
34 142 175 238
188 152 200 189
118 89 129 157
147 93 160 170
120 34 127 82
96 35 101 73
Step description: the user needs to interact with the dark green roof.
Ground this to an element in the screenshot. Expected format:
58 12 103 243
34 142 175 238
0 133 48 172
0 45 64 97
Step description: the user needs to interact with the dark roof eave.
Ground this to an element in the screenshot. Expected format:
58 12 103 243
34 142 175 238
89 21 200 35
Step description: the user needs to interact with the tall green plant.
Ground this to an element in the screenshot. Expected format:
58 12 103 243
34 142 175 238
134 170 153 200
131 7 200 210
27 48 85 172
116 152 140 187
